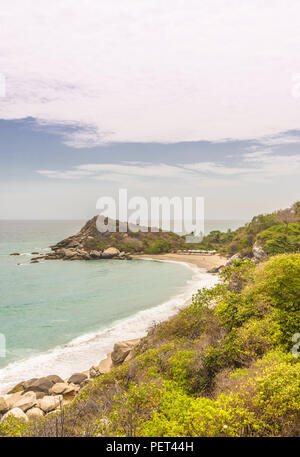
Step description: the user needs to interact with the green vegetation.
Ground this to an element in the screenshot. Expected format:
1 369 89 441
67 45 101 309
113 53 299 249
145 240 172 254
2 252 299 437
79 217 186 254
196 201 300 256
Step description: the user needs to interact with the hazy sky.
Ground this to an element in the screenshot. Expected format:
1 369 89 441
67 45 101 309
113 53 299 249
0 0 299 220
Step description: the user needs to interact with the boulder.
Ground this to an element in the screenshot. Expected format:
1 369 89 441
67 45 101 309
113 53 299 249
89 366 100 378
45 375 64 384
6 391 23 409
90 250 102 258
252 241 268 261
22 378 38 391
111 339 141 365
102 247 120 259
38 395 62 413
26 407 44 421
67 373 88 385
1 408 28 423
61 248 77 258
36 392 46 400
50 382 79 396
14 391 37 412
0 397 8 414
225 252 243 266
24 377 53 394
96 354 114 374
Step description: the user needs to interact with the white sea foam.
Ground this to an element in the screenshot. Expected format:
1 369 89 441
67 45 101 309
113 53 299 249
0 260 218 396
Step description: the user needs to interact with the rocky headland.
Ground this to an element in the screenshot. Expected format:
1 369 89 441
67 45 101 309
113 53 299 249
19 216 187 263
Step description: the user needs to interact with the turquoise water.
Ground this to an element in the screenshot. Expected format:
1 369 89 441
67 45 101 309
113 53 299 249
0 219 240 393
0 221 197 393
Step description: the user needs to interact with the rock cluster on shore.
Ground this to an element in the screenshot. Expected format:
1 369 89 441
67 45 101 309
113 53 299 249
208 241 268 273
35 245 132 262
0 338 140 424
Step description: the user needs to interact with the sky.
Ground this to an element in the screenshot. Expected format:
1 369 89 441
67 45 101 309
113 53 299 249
0 0 299 220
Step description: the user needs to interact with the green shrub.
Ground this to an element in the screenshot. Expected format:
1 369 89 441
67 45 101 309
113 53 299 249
257 223 300 254
146 240 172 254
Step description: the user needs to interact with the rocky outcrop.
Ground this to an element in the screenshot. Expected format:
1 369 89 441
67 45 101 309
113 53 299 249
252 241 268 262
111 338 141 365
38 244 131 262
32 215 186 262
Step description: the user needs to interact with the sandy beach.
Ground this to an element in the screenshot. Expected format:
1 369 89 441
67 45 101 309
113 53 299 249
133 253 227 270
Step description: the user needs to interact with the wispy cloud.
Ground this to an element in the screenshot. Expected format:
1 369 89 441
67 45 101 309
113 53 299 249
1 1 300 145
36 149 300 186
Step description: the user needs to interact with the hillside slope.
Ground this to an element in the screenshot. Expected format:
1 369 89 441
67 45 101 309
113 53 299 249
198 201 300 257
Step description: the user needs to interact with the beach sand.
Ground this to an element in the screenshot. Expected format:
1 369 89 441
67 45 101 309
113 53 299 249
133 253 227 270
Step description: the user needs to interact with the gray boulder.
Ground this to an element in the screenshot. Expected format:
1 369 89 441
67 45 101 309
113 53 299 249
45 375 64 384
24 377 53 394
225 252 243 266
68 373 88 385
252 241 268 261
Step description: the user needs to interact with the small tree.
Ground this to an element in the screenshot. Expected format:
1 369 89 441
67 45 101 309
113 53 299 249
276 208 297 234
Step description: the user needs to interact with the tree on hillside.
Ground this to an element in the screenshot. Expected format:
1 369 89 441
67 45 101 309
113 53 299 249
292 201 300 220
276 207 298 234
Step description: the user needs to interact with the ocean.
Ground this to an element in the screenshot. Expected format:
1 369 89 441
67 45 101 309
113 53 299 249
0 219 245 394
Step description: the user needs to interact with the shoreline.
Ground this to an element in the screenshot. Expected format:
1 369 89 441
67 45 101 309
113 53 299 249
132 253 227 270
0 255 224 414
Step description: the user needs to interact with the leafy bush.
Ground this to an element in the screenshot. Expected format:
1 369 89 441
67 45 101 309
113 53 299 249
257 223 300 254
146 240 172 254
